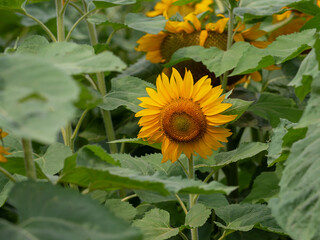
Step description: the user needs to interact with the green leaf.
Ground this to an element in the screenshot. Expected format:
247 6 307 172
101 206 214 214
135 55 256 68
234 0 301 16
125 13 167 34
289 1 320 16
0 181 142 240
87 14 127 30
196 142 268 168
289 49 317 101
0 0 26 12
105 199 137 222
16 35 49 54
35 142 72 175
21 1 56 26
185 203 211 228
0 54 79 143
248 92 303 127
108 138 161 150
91 0 136 9
243 172 280 203
222 98 253 122
198 194 229 209
100 76 154 112
173 0 198 6
269 124 320 240
231 30 315 76
77 145 120 168
0 157 47 179
215 204 283 233
75 85 103 110
300 13 320 32
133 209 179 240
166 42 251 77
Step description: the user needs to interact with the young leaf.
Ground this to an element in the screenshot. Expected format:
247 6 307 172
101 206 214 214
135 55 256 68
185 204 211 228
133 209 179 240
105 199 137 222
35 142 72 175
100 76 154 112
0 181 142 240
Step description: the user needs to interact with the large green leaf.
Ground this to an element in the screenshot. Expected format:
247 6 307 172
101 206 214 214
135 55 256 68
222 98 253 122
109 138 161 150
0 0 25 12
215 204 283 234
60 153 236 195
195 142 268 168
269 124 320 240
125 13 167 34
0 181 142 240
248 92 303 127
185 203 211 228
234 0 300 16
100 76 154 112
16 40 127 75
0 54 79 143
133 209 179 240
243 172 280 203
289 1 320 16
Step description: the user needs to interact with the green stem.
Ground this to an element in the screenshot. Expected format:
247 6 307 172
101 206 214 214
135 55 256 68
218 230 227 240
121 193 138 202
175 193 188 215
22 11 57 42
60 0 70 15
179 232 189 240
177 159 189 177
106 30 116 45
193 167 218 203
22 139 37 180
65 9 96 41
55 0 65 41
221 5 234 92
188 156 198 240
71 109 89 144
84 74 98 90
69 1 84 15
0 166 16 183
82 0 118 154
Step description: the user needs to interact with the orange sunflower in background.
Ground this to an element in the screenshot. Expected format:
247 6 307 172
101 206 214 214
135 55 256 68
146 0 213 19
0 128 10 163
135 68 236 163
136 13 269 87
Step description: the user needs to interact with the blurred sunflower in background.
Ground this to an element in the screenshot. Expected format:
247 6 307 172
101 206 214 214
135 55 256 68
146 0 214 19
135 69 236 163
136 10 269 88
0 128 10 163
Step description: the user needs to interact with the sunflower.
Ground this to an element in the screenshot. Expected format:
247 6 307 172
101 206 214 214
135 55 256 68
0 128 10 163
146 0 213 19
135 69 236 163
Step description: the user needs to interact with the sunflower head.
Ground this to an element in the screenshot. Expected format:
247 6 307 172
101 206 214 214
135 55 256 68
135 69 236 163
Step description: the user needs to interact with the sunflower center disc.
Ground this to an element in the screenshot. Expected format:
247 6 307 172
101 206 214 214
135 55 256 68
160 99 207 143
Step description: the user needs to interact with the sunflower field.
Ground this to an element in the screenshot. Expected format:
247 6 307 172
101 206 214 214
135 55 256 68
0 0 319 239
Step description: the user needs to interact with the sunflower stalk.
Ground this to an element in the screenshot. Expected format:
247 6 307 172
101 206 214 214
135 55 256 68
221 4 234 92
188 156 198 240
22 139 37 180
82 0 118 154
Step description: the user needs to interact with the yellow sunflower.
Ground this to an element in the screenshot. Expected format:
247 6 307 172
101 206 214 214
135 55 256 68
146 0 213 19
135 69 236 163
0 128 10 163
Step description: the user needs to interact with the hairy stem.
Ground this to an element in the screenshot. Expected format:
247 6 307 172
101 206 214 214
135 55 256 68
0 166 16 183
175 193 188 215
22 139 37 180
188 156 198 240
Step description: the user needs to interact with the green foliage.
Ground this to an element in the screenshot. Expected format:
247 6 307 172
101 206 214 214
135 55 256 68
100 76 154 112
0 54 79 143
105 199 137 221
125 13 167 34
185 203 211 228
0 0 26 12
133 208 179 240
0 181 142 240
